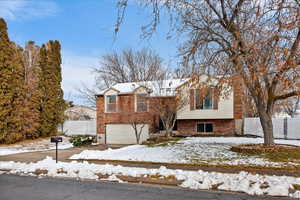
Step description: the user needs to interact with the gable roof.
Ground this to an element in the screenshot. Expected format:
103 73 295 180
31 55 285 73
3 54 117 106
97 79 189 96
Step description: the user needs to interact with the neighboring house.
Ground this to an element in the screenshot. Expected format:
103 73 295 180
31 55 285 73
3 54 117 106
65 105 96 120
96 75 243 144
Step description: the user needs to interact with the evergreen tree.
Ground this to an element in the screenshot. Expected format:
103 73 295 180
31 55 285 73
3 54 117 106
0 18 66 143
22 42 42 139
50 41 66 125
39 41 66 137
39 44 52 136
0 18 25 143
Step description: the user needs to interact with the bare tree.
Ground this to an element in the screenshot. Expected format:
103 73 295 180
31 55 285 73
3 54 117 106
78 48 168 107
150 96 183 137
243 89 259 118
145 79 188 137
116 0 300 146
129 118 148 144
77 82 99 108
96 48 168 87
281 97 300 118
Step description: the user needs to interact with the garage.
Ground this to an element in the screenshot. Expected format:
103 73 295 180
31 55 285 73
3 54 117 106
105 124 149 144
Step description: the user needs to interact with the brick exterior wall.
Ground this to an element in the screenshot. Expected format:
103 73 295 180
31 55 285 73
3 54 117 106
96 94 160 135
96 77 244 136
176 119 235 136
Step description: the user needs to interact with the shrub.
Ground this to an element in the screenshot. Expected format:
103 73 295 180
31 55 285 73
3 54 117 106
69 135 96 147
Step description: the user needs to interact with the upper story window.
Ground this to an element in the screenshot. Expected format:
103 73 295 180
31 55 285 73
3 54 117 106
136 93 148 112
195 88 213 109
106 95 117 112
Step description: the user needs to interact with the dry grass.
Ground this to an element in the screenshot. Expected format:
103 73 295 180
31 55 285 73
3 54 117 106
293 184 300 191
57 169 68 174
95 173 109 179
34 169 48 175
231 144 300 163
117 174 182 185
95 172 182 185
143 137 182 147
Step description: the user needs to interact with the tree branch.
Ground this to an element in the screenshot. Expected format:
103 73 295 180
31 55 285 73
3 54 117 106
274 91 300 101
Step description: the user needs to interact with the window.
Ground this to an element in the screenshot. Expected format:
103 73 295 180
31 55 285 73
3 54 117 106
160 88 164 95
106 95 117 112
136 93 148 112
197 123 213 133
195 88 213 109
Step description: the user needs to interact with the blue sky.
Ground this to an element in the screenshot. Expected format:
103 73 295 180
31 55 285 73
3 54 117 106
0 0 179 104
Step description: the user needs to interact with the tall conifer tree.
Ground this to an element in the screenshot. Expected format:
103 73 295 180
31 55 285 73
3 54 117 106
39 41 66 137
39 44 52 136
50 41 66 125
22 42 42 139
0 18 25 143
0 19 66 143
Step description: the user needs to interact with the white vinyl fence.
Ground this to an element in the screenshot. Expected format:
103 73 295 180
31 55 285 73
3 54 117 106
58 120 96 136
244 118 300 139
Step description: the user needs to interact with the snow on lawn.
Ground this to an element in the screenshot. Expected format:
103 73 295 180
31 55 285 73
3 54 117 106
70 137 300 167
183 137 300 146
0 157 300 198
0 136 73 156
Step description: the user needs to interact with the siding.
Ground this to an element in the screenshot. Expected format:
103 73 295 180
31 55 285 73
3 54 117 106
177 92 234 119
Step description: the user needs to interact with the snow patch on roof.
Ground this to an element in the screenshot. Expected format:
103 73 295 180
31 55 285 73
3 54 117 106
99 79 189 96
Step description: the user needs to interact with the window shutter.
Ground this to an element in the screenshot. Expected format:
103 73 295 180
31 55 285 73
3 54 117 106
190 89 195 110
213 88 219 110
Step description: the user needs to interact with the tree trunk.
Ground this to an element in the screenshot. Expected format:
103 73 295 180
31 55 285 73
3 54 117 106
259 111 274 146
135 132 140 144
165 129 172 137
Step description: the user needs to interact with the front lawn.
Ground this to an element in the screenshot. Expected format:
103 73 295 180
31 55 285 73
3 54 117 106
70 137 300 167
232 143 300 163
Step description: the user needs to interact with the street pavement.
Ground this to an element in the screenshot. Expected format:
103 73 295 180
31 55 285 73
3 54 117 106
0 175 295 200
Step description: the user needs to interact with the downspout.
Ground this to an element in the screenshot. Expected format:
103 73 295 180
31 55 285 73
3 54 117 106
104 124 107 144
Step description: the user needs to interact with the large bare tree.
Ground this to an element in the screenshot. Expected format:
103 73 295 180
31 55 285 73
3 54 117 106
116 0 300 146
78 48 168 107
141 78 188 137
280 97 300 118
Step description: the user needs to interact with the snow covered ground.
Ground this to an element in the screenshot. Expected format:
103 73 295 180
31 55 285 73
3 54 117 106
70 137 300 167
0 157 299 198
0 136 73 156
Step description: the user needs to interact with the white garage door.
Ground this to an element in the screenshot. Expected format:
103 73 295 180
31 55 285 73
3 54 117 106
106 124 149 144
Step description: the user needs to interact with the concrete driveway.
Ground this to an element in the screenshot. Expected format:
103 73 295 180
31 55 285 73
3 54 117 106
0 146 108 163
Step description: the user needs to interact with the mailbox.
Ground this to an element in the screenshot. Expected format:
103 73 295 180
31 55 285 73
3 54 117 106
51 136 63 143
50 136 63 163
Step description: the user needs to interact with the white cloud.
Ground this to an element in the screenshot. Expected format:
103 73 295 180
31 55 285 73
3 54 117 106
61 52 99 104
0 0 59 20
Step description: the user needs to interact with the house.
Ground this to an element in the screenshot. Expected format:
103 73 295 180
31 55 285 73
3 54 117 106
96 75 243 144
65 105 96 120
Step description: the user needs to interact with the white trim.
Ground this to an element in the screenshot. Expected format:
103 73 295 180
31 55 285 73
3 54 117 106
105 94 118 113
135 93 148 112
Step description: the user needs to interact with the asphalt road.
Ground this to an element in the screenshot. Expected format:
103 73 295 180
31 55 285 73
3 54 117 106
0 175 295 200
